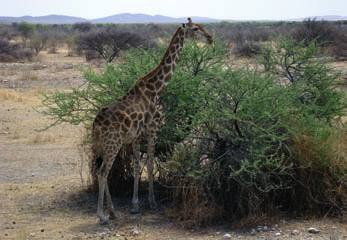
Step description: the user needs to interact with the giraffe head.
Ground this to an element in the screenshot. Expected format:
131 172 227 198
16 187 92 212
182 17 213 44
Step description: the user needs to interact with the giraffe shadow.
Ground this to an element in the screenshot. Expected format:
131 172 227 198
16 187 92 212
53 180 167 217
60 183 170 235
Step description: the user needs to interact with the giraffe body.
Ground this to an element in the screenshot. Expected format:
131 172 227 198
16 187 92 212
92 18 213 225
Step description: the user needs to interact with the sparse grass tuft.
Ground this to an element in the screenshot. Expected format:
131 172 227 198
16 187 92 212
0 89 24 102
29 133 55 144
21 71 38 81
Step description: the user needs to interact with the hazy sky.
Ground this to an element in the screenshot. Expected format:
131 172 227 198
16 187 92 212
1 0 346 20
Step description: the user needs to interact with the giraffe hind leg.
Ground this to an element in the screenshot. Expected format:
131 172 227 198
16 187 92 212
105 182 116 220
130 139 141 214
97 174 109 225
147 134 157 208
96 150 119 224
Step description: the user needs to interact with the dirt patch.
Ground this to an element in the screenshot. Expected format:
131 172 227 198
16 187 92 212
0 53 346 239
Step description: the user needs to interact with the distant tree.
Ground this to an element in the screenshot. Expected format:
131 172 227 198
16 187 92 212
17 22 35 48
0 37 34 62
76 29 145 62
30 31 49 55
72 22 96 33
292 18 336 46
0 25 17 41
0 38 18 55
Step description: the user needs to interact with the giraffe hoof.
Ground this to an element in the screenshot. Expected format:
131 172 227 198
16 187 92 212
99 219 109 225
150 204 158 210
130 208 141 214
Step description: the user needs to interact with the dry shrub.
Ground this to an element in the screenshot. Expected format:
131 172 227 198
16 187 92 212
234 42 261 58
160 143 225 228
286 126 347 217
291 18 347 59
165 177 223 228
332 32 347 59
291 18 336 47
158 121 346 228
0 54 17 62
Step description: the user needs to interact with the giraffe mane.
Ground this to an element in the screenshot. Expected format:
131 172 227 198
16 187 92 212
140 26 183 80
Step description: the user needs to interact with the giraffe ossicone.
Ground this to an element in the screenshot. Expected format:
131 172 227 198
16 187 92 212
92 17 213 225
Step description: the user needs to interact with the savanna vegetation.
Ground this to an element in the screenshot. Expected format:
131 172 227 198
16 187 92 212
1 18 346 228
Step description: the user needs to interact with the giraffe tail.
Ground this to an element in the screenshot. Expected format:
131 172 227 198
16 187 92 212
92 120 104 171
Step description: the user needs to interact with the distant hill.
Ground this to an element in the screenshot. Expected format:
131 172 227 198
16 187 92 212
92 13 221 24
0 14 87 24
0 13 346 24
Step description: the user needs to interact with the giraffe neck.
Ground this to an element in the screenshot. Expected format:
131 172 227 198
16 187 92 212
139 26 186 97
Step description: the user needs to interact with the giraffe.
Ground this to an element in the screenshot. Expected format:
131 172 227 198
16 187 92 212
92 17 213 225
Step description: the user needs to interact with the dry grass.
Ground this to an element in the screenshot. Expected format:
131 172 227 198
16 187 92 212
0 89 24 102
21 71 39 81
288 123 347 217
166 185 223 228
29 133 56 144
0 89 44 107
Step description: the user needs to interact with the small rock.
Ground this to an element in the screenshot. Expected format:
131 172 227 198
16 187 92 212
263 226 269 232
30 232 35 237
223 233 231 239
41 229 44 232
275 232 281 236
250 229 257 236
291 230 300 235
130 228 139 236
31 173 35 177
308 227 320 234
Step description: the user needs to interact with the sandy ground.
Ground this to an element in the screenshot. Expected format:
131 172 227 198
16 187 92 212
0 52 346 239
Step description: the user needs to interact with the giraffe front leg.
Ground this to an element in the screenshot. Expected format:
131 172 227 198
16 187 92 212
147 134 157 208
105 182 116 220
130 140 141 214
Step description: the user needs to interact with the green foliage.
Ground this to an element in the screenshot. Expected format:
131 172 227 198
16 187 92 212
159 39 226 142
40 63 135 129
163 37 346 224
259 36 346 122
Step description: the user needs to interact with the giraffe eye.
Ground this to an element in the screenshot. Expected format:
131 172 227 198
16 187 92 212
192 27 199 31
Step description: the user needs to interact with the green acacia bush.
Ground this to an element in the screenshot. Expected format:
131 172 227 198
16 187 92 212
41 36 346 227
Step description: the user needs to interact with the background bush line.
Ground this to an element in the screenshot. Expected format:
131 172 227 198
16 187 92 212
1 18 347 62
